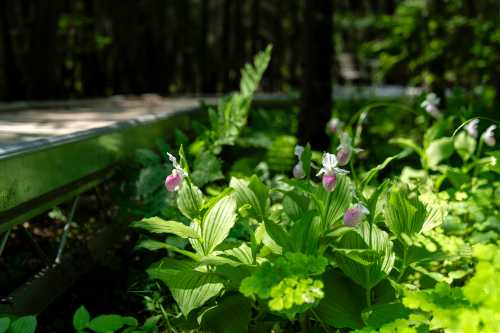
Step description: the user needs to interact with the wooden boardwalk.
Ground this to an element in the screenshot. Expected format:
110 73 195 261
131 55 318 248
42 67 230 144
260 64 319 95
0 95 213 155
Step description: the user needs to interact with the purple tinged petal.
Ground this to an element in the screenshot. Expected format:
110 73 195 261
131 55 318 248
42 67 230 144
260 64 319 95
322 174 337 192
343 204 369 227
165 171 183 192
293 163 305 179
336 147 352 166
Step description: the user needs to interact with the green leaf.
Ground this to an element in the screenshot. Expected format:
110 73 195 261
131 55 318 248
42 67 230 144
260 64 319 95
360 151 410 188
334 223 395 289
361 302 411 329
135 239 201 261
389 138 424 157
383 186 429 236
88 315 126 333
315 269 365 329
240 45 272 97
248 175 270 219
73 305 90 331
454 131 476 161
191 151 224 187
318 175 352 230
282 191 310 221
198 294 252 333
178 144 190 174
135 148 161 167
131 217 200 239
0 318 10 333
264 219 293 251
135 164 166 198
177 181 204 220
201 195 237 254
9 316 37 333
425 137 454 168
230 177 269 221
289 213 321 254
151 268 224 316
220 242 254 265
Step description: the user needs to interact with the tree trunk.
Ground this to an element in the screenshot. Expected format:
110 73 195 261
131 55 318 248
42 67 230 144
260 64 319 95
298 0 333 149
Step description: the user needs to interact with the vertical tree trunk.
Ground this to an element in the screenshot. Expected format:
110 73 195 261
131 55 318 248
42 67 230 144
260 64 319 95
298 0 333 149
251 0 260 55
221 0 231 91
199 0 210 93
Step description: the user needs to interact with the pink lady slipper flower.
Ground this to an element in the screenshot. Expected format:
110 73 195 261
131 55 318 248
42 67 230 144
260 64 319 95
293 145 305 179
326 118 344 135
421 93 442 119
165 152 188 192
464 119 479 138
343 203 369 227
482 125 496 147
316 153 349 192
336 133 363 166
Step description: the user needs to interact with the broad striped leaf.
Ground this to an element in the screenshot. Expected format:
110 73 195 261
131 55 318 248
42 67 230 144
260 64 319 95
334 223 395 289
201 195 237 255
135 239 200 261
132 217 200 239
317 175 352 231
383 187 428 237
220 242 254 265
230 176 269 220
149 266 224 316
177 181 204 220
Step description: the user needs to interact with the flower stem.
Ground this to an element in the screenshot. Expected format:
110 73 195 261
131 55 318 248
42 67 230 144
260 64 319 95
365 287 372 307
473 138 484 178
397 243 408 281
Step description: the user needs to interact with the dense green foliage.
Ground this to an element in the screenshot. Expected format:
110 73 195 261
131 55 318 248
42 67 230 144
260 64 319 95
121 49 499 332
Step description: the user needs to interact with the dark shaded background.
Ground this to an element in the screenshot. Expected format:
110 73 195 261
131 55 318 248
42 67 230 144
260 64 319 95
0 0 398 101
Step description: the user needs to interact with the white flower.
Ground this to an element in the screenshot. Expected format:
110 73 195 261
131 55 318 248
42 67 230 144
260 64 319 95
316 153 349 177
292 145 305 179
294 145 304 158
326 118 343 134
165 152 188 192
421 93 442 119
464 119 479 138
167 152 188 177
482 125 496 147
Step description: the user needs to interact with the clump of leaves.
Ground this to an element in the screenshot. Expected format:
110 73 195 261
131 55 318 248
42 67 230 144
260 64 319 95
240 253 327 319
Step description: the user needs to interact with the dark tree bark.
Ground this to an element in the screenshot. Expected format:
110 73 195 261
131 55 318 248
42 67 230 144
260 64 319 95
251 0 260 55
221 0 231 91
298 0 333 149
28 0 62 99
199 0 210 93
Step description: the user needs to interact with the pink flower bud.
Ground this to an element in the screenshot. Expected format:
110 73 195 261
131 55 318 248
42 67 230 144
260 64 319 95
336 147 352 166
327 118 343 134
322 174 337 192
343 204 369 227
165 170 183 192
293 163 305 179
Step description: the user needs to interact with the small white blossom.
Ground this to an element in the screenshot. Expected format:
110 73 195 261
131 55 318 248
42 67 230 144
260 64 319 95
326 118 343 134
294 145 304 158
464 119 479 138
482 125 496 147
421 93 442 119
165 152 188 192
316 153 349 177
